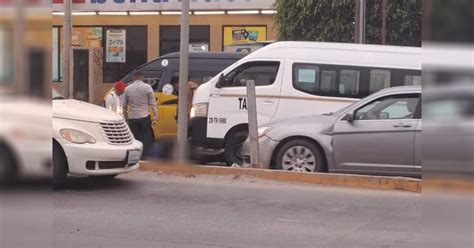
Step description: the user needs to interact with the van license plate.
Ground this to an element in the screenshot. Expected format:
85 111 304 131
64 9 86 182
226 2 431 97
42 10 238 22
127 150 141 165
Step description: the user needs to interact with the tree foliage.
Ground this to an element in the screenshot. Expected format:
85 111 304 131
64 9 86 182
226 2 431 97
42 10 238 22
274 0 421 47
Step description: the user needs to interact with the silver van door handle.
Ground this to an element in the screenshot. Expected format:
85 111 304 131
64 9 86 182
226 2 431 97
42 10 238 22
393 123 412 128
262 100 274 105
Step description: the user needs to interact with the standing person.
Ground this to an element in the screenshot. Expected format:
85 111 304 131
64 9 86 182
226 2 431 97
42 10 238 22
122 71 158 158
170 77 198 118
104 81 126 115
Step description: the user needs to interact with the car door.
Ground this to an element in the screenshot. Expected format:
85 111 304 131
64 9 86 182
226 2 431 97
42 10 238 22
332 93 421 175
206 60 283 140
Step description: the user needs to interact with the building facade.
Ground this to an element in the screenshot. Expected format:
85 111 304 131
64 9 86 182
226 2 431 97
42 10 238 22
52 0 277 102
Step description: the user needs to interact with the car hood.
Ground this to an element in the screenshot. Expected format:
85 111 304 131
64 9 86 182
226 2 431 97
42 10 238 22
53 99 122 123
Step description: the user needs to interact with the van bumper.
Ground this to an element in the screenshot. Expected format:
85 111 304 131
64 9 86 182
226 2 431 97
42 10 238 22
189 117 224 149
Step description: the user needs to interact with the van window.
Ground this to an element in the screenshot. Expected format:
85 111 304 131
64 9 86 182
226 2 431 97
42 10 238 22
293 64 320 92
370 69 391 93
321 70 337 93
404 75 422 86
339 70 360 96
293 63 362 98
222 61 280 88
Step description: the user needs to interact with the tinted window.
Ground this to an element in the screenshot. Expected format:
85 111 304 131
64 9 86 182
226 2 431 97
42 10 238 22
160 26 210 56
355 94 421 120
370 69 391 93
293 63 420 98
222 61 280 88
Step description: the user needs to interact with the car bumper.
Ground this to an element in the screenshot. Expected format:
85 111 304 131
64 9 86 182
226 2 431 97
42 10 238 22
59 139 143 176
11 138 52 177
242 135 279 169
189 117 224 149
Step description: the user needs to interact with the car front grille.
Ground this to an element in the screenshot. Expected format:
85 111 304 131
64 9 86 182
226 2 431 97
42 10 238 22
99 121 133 145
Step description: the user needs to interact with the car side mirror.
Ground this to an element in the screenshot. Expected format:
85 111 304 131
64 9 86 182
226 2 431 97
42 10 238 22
215 74 225 89
343 112 355 122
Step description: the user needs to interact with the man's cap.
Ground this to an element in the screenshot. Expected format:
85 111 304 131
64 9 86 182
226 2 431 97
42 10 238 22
115 81 126 93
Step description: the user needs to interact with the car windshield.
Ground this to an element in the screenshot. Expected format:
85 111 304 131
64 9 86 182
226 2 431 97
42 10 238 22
52 89 64 100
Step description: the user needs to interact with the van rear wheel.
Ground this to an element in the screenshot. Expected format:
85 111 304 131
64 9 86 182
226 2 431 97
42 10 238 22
224 130 248 166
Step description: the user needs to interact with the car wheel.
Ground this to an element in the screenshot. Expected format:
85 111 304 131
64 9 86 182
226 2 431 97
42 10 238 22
276 139 324 173
52 142 68 190
224 130 248 166
0 145 17 185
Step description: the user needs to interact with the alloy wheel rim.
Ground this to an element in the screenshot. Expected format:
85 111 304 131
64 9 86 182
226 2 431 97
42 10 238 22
282 146 316 172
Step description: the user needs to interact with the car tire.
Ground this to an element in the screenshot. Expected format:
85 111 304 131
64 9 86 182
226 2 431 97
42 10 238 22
224 130 248 166
52 142 68 190
275 139 325 173
0 145 17 186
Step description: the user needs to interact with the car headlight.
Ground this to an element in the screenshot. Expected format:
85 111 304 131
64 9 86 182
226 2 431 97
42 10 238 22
190 103 208 119
60 129 96 144
257 126 273 138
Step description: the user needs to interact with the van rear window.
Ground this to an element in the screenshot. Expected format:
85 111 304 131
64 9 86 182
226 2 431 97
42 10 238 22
293 63 420 98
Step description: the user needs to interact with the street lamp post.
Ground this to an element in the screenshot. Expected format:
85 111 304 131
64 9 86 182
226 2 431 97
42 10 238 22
63 0 72 98
177 0 190 163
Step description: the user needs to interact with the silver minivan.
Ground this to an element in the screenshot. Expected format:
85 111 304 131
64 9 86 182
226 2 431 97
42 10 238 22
242 86 422 177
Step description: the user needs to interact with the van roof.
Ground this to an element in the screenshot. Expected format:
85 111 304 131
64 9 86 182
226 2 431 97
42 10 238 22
160 52 246 60
245 41 422 70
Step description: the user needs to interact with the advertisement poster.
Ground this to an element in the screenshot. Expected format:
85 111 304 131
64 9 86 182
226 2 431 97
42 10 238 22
223 26 267 47
106 29 126 63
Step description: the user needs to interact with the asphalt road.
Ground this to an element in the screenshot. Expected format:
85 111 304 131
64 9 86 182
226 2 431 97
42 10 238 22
51 171 421 248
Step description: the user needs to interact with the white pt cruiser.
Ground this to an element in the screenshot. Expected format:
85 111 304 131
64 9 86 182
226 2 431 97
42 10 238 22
53 90 142 188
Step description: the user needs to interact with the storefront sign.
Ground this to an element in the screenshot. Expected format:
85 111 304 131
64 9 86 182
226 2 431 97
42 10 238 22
223 26 267 47
106 29 126 63
52 0 275 11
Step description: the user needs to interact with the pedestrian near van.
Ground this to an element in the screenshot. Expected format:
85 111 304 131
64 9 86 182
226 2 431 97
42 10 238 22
122 71 158 158
104 81 126 115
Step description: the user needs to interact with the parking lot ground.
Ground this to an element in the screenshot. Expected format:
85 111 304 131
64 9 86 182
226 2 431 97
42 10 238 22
52 171 421 248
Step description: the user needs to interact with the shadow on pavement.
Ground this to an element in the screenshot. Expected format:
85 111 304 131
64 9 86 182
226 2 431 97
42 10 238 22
57 176 136 192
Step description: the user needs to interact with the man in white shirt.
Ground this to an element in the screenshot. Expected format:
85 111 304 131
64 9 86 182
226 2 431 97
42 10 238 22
122 71 158 157
104 81 126 115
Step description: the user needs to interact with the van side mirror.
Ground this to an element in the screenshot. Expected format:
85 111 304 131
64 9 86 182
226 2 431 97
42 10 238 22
343 112 355 122
215 74 225 89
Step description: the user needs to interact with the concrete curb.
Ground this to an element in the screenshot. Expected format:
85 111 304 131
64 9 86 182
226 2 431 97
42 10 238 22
139 162 422 193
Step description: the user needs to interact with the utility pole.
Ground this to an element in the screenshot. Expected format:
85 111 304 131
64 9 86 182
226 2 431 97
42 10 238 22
354 0 366 44
246 80 260 168
381 0 387 45
177 0 190 163
13 0 25 94
63 0 72 98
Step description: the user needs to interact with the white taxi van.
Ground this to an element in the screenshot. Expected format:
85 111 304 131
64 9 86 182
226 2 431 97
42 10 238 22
53 89 142 188
190 42 422 165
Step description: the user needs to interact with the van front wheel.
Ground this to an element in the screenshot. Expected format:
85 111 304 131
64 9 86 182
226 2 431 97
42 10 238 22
224 130 248 166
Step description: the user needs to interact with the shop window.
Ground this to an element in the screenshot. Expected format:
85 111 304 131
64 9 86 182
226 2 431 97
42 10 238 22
103 26 147 83
52 27 61 82
0 25 12 85
160 25 210 56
